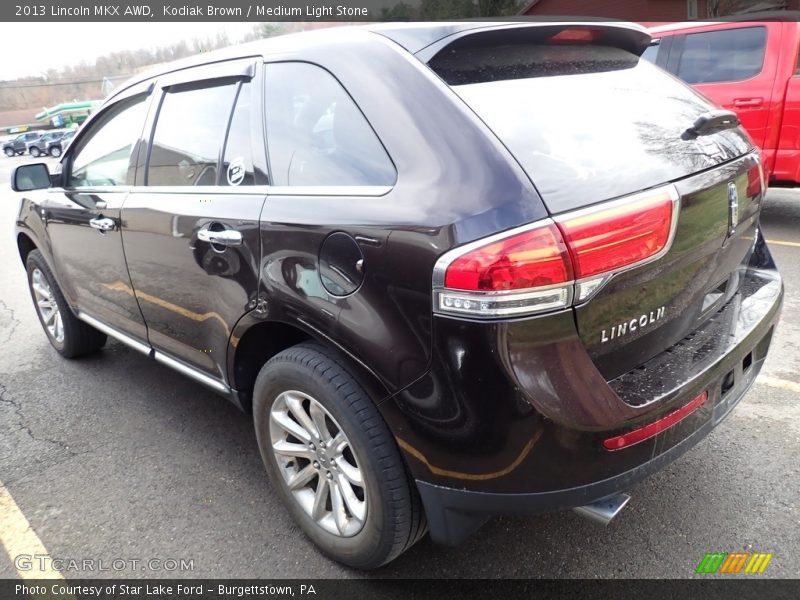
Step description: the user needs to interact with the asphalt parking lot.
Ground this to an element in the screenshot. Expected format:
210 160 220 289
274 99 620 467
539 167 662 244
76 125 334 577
0 152 798 579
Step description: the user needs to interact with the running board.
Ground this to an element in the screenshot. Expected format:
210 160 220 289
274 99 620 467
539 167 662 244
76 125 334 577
572 493 631 526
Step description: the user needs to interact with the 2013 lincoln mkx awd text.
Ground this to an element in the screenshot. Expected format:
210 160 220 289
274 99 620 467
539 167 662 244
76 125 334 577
10 22 783 569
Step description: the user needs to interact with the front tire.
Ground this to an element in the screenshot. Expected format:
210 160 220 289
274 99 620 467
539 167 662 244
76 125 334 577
253 342 426 569
29 147 40 157
26 250 107 358
49 146 62 158
4 147 13 157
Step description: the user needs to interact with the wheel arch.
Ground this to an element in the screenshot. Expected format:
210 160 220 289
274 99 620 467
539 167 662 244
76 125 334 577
17 231 38 265
228 317 391 414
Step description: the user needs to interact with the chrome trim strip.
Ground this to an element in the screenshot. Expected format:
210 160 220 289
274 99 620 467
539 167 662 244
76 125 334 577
125 185 393 197
77 313 151 355
153 351 230 394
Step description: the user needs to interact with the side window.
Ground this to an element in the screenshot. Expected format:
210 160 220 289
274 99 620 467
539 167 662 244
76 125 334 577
221 82 255 186
641 42 659 64
677 26 766 84
264 62 396 187
147 83 238 186
68 95 147 188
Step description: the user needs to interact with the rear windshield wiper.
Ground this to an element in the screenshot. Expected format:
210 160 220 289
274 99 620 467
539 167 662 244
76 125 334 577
682 109 740 140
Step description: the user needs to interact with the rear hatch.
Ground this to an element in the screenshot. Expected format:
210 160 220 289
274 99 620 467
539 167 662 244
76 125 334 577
427 25 763 381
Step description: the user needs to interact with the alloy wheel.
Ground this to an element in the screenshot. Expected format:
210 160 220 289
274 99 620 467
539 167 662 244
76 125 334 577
31 268 64 343
269 390 367 537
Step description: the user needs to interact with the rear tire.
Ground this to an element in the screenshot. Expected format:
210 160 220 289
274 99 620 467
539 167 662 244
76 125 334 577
253 342 426 569
49 146 62 158
4 147 13 157
26 250 107 358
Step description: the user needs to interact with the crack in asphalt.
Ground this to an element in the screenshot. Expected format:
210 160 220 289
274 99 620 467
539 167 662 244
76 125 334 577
0 298 21 345
0 381 76 457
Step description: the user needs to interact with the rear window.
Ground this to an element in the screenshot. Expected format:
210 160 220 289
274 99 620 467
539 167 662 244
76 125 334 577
677 26 766 84
433 44 751 212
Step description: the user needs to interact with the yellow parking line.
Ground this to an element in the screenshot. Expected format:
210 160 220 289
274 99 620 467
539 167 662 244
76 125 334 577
766 239 800 248
0 481 63 579
758 375 800 394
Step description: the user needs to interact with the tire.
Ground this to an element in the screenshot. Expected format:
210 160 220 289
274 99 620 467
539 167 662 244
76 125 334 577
26 249 107 358
29 147 40 157
4 147 13 157
253 342 427 569
49 146 62 158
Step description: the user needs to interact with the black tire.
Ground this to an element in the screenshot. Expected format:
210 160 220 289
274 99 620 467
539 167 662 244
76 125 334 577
26 249 107 358
4 147 13 157
49 146 62 158
29 147 40 157
253 342 427 569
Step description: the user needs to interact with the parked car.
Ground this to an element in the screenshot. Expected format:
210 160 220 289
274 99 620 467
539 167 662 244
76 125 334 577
26 130 67 157
11 22 782 569
646 16 800 185
3 131 41 157
46 129 75 158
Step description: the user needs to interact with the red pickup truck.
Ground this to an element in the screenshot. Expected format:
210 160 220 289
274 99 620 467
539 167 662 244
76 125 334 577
647 17 800 185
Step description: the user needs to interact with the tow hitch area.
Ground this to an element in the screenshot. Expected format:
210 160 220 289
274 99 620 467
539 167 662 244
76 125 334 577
573 493 632 526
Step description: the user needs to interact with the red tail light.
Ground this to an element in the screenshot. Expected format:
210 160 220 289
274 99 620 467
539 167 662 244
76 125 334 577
556 189 676 280
603 390 708 451
433 185 679 319
746 163 763 198
444 223 572 291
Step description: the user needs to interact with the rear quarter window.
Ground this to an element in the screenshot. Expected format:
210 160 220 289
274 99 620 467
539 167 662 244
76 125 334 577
676 26 767 84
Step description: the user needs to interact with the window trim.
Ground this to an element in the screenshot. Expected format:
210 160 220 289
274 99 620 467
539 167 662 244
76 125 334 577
674 25 768 86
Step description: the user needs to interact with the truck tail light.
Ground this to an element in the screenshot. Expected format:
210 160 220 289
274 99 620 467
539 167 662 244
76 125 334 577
433 185 679 318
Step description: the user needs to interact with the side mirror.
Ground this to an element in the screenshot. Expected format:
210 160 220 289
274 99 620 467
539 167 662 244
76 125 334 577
10 163 51 192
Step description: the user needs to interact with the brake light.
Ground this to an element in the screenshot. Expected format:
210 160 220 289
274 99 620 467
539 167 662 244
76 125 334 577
444 224 572 291
603 390 708 451
433 185 679 319
548 28 601 43
556 189 676 279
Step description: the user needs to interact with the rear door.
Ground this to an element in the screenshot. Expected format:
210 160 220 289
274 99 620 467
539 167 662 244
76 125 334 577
121 60 268 386
669 24 776 149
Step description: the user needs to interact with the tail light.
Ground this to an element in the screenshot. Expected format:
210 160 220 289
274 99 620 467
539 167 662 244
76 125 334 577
433 184 679 318
746 162 764 199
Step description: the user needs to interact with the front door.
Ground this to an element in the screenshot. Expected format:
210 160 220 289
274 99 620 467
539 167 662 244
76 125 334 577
44 85 152 342
121 61 266 384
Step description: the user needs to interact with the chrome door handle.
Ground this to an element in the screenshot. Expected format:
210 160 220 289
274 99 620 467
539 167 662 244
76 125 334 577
89 216 115 232
197 227 243 247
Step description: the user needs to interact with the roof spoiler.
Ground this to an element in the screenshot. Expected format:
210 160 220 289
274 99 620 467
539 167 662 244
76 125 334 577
409 22 652 63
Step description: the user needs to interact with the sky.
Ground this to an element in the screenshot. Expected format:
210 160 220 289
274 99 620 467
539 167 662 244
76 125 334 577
0 22 258 80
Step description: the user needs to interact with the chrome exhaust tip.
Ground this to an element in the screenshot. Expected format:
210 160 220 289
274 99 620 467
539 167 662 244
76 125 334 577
572 493 631 526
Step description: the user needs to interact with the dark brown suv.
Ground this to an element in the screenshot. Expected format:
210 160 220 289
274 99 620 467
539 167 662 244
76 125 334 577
11 22 782 568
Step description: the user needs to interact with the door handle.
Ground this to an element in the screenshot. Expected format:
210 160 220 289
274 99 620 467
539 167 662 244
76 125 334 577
197 225 243 247
733 97 763 108
89 216 115 232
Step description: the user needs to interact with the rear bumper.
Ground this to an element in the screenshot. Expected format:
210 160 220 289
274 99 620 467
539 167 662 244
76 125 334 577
418 346 766 545
401 233 782 545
